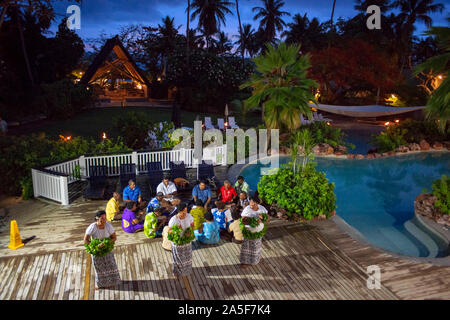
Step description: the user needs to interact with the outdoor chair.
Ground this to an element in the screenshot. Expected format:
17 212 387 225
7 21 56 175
169 161 187 179
84 165 107 199
147 161 164 195
197 162 215 181
217 118 225 130
228 117 239 129
120 163 136 191
204 117 215 129
300 114 311 125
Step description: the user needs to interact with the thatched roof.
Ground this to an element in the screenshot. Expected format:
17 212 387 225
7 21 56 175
80 35 151 87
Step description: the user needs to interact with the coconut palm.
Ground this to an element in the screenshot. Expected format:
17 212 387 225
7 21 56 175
413 23 450 132
282 13 327 52
392 0 444 70
190 0 234 49
252 0 290 46
212 31 233 54
235 0 244 62
240 42 318 132
234 23 256 57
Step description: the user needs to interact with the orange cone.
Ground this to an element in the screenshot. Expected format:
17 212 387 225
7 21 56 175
8 220 24 250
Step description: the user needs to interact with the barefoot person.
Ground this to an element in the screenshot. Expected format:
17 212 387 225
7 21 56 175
240 197 269 268
168 203 194 277
84 211 121 289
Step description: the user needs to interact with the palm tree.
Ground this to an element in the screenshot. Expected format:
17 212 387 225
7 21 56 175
392 0 444 70
212 31 233 54
235 0 244 62
190 0 234 49
282 13 326 52
354 0 392 13
186 0 191 67
252 0 290 46
240 42 318 131
413 23 449 132
234 23 255 57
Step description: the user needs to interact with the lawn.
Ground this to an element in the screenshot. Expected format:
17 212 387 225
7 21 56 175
19 106 263 140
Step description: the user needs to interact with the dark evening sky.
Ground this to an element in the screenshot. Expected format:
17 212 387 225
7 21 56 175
50 0 449 50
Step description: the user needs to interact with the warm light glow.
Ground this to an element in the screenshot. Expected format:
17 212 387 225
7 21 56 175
102 132 107 139
395 119 400 123
438 75 443 79
59 135 72 141
67 136 71 141
225 122 229 127
326 122 331 126
385 122 390 126
136 83 142 90
157 77 162 82
311 107 318 112
391 94 396 99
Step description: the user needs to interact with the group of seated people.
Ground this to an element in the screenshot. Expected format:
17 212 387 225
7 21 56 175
104 174 253 246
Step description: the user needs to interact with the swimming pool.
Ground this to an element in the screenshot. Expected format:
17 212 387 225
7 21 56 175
239 152 450 258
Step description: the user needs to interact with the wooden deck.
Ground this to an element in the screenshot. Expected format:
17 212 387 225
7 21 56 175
0 224 400 300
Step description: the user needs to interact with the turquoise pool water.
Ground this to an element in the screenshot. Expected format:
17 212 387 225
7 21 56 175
239 152 450 258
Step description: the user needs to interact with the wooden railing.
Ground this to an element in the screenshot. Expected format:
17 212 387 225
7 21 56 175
31 145 227 205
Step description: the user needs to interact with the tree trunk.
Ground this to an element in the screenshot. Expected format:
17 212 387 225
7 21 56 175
186 0 190 68
235 0 244 65
0 4 8 33
15 7 35 87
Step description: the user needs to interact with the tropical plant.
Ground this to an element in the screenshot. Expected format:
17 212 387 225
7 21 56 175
239 214 269 240
431 175 449 214
191 0 234 48
234 24 256 57
252 0 290 45
392 0 444 71
240 42 318 131
282 13 327 53
258 164 336 220
290 129 315 173
413 22 450 133
168 225 196 245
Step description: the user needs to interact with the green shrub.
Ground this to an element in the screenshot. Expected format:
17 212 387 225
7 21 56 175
0 134 130 197
371 119 449 152
113 112 153 150
40 79 95 119
258 163 336 220
431 175 450 215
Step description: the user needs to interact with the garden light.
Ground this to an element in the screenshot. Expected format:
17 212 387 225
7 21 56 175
102 132 107 139
395 119 400 123
438 75 443 79
385 122 390 126
326 122 331 126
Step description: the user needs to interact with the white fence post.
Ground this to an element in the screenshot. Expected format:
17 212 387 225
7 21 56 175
78 155 86 178
131 151 138 174
60 175 69 206
31 169 39 198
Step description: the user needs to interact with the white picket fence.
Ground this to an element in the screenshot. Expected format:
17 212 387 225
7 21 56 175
31 145 227 205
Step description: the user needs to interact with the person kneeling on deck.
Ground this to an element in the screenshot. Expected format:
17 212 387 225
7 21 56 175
144 207 167 238
122 201 144 233
168 203 195 278
194 209 220 245
190 199 205 230
212 201 232 241
106 192 123 222
147 192 164 214
156 177 178 197
240 197 270 269
228 206 244 244
123 179 146 210
84 210 121 290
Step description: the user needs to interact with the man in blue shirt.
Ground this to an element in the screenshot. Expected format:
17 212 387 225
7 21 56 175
123 180 145 209
192 180 212 209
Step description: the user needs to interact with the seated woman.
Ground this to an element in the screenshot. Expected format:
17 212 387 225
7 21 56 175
190 199 206 230
194 210 220 245
144 207 167 238
228 206 244 244
122 201 144 233
211 201 232 241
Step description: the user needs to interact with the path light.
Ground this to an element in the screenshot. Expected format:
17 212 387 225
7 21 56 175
102 132 107 140
385 122 390 126
326 122 331 126
438 75 443 80
395 119 400 123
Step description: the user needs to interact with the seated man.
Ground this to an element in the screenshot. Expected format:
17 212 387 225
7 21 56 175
235 191 249 208
194 209 220 245
147 192 164 214
122 201 144 233
144 207 167 238
233 176 250 195
123 179 145 209
156 177 177 197
192 180 212 209
218 180 237 205
105 192 123 222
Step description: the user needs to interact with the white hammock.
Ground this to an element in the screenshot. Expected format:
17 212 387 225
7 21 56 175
310 103 425 118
